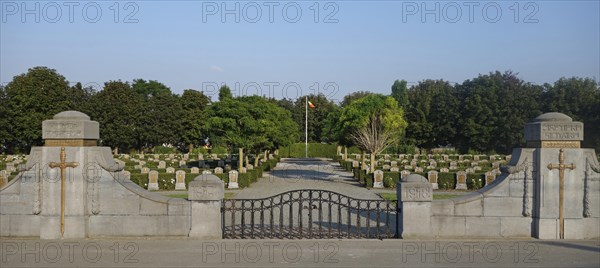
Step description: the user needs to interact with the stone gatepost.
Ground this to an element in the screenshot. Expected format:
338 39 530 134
524 112 593 239
397 174 433 238
188 174 224 239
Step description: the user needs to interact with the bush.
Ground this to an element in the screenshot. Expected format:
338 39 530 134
438 172 456 190
467 173 485 190
383 171 400 188
153 146 177 154
279 143 361 158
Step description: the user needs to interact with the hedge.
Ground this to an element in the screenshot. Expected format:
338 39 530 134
279 143 361 158
128 156 281 190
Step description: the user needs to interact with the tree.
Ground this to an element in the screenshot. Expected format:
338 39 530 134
543 77 600 150
205 95 298 168
132 79 171 99
336 95 407 172
0 85 9 153
2 67 79 153
391 79 409 108
404 79 459 148
456 71 542 153
218 85 233 101
87 81 144 152
341 91 373 107
180 89 211 152
292 94 337 142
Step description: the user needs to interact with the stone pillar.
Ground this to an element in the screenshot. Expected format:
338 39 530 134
523 112 595 239
188 174 224 239
397 174 432 238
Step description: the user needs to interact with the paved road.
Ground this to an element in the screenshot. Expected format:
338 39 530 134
1 238 598 267
232 158 382 199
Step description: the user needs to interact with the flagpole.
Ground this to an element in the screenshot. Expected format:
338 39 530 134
305 96 308 158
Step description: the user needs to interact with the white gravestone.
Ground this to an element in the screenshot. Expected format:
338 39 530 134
455 171 467 190
373 170 384 188
175 170 186 190
228 170 239 189
148 171 159 190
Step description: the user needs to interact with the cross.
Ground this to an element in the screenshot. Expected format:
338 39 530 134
547 148 576 239
49 147 79 237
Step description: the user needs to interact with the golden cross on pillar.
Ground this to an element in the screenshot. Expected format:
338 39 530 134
48 147 79 237
547 148 576 239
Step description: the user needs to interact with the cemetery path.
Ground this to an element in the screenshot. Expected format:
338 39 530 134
231 158 382 200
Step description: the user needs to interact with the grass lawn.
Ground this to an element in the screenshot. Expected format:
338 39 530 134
379 192 462 201
166 192 236 200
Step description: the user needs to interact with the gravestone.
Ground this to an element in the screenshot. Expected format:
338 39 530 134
414 167 424 173
214 167 223 174
246 164 253 170
175 170 186 190
122 170 131 180
465 168 475 174
440 167 449 173
179 160 187 168
400 170 411 180
352 161 359 168
382 164 391 171
166 167 175 174
228 170 239 189
0 170 7 188
485 171 496 186
391 161 398 167
455 171 467 189
183 153 189 160
141 167 149 174
404 165 413 170
6 162 15 173
158 161 166 169
202 170 212 175
390 167 399 172
427 170 439 189
373 170 384 188
191 167 200 174
148 170 159 190
198 154 204 160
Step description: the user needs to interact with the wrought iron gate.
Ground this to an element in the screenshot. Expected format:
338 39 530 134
222 189 398 239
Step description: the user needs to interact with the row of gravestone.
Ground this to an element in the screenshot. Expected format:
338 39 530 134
142 169 241 190
122 151 277 162
127 157 262 171
371 169 497 189
345 153 510 162
349 159 502 175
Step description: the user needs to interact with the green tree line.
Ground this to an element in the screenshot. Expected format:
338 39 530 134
1 67 598 155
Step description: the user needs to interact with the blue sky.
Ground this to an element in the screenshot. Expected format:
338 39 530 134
1 0 599 102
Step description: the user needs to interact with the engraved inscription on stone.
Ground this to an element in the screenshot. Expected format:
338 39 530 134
402 186 432 201
44 122 83 139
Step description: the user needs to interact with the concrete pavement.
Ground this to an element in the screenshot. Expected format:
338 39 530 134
1 238 598 267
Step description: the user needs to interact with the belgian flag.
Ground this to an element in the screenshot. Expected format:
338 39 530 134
308 101 315 108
